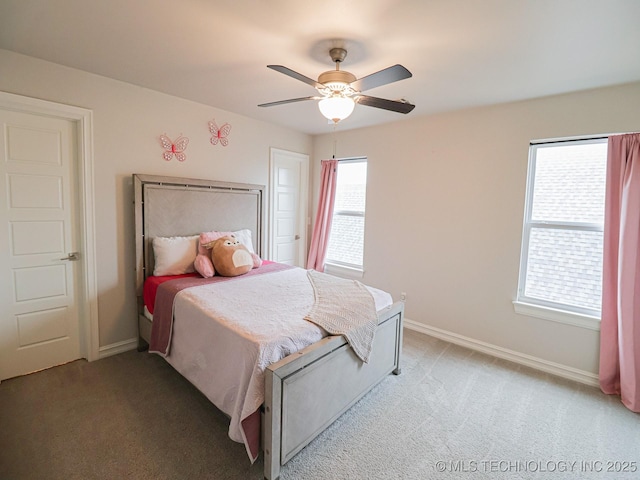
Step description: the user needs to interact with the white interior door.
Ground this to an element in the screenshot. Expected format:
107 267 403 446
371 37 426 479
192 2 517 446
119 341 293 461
0 108 82 380
269 148 309 266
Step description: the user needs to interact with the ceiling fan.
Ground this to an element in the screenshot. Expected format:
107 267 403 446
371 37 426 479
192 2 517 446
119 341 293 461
258 47 415 124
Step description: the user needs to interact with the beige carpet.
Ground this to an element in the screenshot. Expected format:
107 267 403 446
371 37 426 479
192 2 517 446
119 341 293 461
1 329 639 479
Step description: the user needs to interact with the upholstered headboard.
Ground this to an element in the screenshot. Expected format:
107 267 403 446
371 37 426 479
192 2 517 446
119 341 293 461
133 174 264 296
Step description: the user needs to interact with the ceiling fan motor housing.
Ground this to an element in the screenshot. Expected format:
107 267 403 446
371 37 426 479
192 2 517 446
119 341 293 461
317 70 357 93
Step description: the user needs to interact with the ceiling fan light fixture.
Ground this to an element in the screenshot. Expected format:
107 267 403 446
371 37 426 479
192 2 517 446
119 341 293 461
318 95 355 123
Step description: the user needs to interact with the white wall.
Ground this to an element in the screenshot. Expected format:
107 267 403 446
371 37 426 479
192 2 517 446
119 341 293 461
0 49 312 349
313 81 640 376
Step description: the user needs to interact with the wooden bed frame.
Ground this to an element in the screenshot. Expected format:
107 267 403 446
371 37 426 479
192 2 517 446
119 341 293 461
133 173 404 480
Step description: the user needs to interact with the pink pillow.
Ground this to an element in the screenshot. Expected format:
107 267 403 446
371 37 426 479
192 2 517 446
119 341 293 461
194 230 262 277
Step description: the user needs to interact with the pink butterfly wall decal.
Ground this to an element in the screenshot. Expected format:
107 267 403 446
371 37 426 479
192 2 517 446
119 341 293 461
209 120 231 147
159 134 189 162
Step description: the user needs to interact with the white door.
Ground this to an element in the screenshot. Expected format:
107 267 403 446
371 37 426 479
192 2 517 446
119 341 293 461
269 148 309 266
0 108 82 380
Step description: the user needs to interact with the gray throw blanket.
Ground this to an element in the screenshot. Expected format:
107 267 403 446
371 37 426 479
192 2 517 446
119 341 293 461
304 270 378 363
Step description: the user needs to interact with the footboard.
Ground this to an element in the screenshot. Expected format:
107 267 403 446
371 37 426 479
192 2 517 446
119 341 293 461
263 301 404 480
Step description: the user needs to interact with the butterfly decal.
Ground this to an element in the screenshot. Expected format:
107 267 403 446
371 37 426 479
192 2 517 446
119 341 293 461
159 134 189 162
209 120 231 147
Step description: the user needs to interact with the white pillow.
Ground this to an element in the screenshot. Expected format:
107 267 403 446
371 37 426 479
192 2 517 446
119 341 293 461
152 235 199 276
233 229 256 254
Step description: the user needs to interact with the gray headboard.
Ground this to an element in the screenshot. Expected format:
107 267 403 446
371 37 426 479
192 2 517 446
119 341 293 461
133 174 264 296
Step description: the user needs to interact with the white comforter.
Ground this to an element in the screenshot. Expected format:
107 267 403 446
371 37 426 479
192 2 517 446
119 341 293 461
163 267 392 459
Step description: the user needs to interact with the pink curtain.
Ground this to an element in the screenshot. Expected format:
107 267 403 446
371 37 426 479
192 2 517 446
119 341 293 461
599 133 640 412
306 159 338 272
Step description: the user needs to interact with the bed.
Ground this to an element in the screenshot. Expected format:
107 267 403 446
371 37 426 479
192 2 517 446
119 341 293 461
133 173 404 480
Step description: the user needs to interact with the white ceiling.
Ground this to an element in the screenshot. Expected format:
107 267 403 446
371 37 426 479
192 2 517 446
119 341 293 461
1 0 639 135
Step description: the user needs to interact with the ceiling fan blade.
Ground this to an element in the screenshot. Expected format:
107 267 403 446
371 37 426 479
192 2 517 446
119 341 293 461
355 95 415 114
350 64 412 92
267 65 322 89
258 96 319 107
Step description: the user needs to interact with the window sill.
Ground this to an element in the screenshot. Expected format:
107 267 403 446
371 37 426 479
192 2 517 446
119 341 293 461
324 262 364 280
512 301 600 331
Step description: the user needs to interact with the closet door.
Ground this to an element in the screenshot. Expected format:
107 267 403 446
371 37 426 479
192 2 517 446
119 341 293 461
0 108 81 380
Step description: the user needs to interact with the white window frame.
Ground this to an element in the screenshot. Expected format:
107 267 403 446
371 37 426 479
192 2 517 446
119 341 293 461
324 157 367 279
513 137 606 331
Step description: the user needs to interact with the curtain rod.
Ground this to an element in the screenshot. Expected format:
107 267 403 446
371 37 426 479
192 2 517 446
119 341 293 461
336 157 366 163
530 132 639 146
322 157 366 163
530 135 608 146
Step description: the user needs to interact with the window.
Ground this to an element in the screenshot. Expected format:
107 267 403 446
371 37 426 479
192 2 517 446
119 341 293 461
515 138 607 328
325 158 367 273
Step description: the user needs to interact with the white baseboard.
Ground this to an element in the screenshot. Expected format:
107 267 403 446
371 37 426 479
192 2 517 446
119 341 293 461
96 324 600 387
98 337 139 359
403 318 600 388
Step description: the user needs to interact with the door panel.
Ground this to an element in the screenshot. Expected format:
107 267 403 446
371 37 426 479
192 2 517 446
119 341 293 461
8 174 63 208
274 166 299 265
14 264 67 301
11 221 64 255
269 149 309 267
0 109 81 380
17 307 69 347
6 124 62 164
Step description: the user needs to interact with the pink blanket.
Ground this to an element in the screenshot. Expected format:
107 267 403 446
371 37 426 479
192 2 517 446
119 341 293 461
150 265 393 463
143 272 199 315
149 261 291 356
147 262 294 462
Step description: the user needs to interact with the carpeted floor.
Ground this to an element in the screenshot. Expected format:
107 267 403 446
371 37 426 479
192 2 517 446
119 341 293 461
1 329 639 480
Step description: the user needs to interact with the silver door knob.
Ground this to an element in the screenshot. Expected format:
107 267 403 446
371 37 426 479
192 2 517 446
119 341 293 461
294 235 300 240
60 252 79 261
